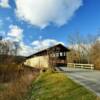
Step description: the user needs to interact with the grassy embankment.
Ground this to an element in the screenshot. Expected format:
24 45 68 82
27 72 99 100
0 64 39 100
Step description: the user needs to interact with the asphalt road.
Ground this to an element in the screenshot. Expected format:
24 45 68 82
60 67 100 96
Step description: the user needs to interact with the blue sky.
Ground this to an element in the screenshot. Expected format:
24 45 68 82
0 0 100 56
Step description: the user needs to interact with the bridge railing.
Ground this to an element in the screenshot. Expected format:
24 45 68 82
68 63 94 70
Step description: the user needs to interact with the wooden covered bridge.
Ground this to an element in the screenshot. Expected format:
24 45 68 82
24 44 70 68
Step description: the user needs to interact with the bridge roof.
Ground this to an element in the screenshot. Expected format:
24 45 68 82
26 44 70 59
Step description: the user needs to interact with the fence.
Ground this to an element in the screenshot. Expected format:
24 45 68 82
68 63 94 70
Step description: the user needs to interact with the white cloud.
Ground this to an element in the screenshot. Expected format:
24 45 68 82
32 38 63 52
7 25 23 42
18 38 63 56
2 37 33 56
5 17 12 23
17 38 59 56
17 42 34 56
0 0 10 8
1 37 64 56
15 0 83 28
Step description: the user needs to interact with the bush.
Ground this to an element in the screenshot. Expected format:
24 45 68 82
0 63 22 82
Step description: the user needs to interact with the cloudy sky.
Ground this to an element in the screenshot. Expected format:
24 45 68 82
0 0 100 56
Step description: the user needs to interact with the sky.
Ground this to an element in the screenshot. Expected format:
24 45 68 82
0 0 100 56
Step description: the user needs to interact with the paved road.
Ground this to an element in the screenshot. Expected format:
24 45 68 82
59 67 100 96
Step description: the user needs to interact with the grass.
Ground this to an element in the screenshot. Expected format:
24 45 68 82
0 65 39 100
27 72 99 100
0 84 6 91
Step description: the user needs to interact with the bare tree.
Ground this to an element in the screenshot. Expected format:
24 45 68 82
90 40 100 69
67 32 100 64
67 32 86 63
0 39 19 56
0 37 23 82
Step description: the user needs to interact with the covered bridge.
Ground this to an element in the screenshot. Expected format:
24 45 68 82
24 44 70 68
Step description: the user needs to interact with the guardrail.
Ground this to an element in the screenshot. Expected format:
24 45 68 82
68 63 94 70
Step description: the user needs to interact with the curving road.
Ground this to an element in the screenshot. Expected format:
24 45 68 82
59 67 100 96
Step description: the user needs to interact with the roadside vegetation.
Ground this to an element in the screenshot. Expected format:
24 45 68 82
27 72 99 100
0 36 40 100
67 33 100 69
0 65 39 100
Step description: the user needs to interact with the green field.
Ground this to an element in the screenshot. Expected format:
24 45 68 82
27 72 99 100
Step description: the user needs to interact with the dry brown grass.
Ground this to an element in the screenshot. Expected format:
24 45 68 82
0 65 39 100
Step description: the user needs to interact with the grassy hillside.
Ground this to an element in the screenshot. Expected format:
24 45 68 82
27 72 99 100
